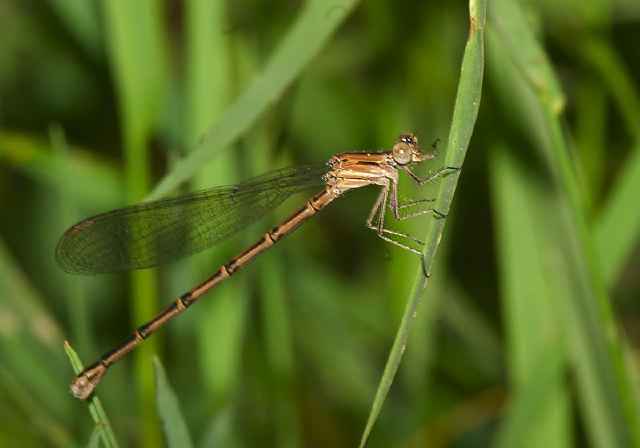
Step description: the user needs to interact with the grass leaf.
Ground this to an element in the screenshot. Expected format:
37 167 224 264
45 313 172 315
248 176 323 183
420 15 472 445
64 342 119 448
153 358 194 448
102 0 168 443
146 0 361 200
490 142 571 448
358 0 486 445
488 0 640 444
594 138 640 286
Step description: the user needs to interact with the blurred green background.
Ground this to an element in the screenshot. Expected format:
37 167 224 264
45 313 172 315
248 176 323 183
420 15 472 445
0 0 639 447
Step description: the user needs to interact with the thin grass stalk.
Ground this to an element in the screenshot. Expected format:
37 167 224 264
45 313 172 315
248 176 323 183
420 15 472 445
359 0 485 444
102 0 167 444
64 342 118 448
147 0 362 200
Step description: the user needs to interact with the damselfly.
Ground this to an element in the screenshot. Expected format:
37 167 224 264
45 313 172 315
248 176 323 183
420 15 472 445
57 133 455 399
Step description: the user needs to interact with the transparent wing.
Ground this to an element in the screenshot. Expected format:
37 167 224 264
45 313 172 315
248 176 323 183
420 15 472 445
56 163 329 274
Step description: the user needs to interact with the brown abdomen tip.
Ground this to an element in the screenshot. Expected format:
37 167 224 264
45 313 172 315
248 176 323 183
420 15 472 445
70 364 106 400
70 379 94 400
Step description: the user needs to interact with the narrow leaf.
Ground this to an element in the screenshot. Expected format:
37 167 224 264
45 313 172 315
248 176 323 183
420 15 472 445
147 0 361 200
153 358 194 448
359 0 486 444
64 342 119 448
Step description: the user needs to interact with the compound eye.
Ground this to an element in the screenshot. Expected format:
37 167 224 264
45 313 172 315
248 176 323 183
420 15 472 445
399 133 418 146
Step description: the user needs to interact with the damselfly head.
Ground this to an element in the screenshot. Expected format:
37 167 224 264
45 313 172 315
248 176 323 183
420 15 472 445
393 133 427 165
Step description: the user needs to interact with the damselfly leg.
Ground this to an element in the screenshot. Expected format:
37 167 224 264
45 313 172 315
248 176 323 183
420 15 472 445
366 165 458 254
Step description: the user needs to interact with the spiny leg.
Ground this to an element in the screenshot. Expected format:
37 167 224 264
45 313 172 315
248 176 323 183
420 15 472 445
366 183 424 253
376 233 422 255
377 183 425 244
402 165 460 186
367 187 421 243
366 186 417 242
366 187 387 230
389 179 445 223
397 198 436 211
394 207 446 221
366 161 458 256
387 195 440 217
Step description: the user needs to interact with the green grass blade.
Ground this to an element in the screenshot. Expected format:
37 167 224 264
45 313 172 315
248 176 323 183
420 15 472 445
543 123 636 448
146 0 361 201
87 425 102 448
260 260 302 448
594 137 640 287
358 1 485 445
0 238 71 415
0 242 73 446
64 342 118 448
494 340 567 447
490 0 565 114
46 0 102 56
181 0 249 410
440 282 503 379
0 130 123 209
50 125 97 361
184 0 230 146
489 1 640 444
102 0 168 445
0 366 73 447
152 358 194 448
490 142 571 448
579 37 640 137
